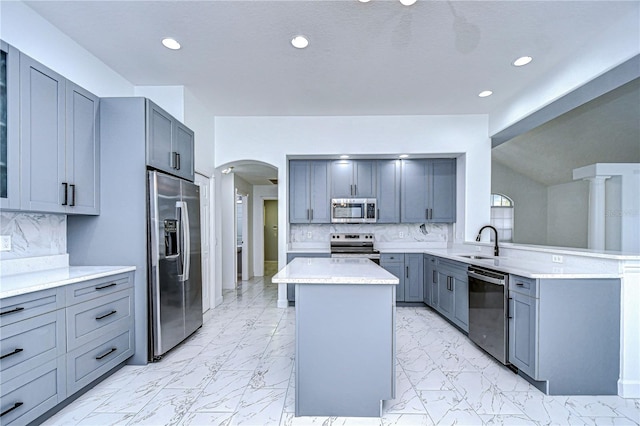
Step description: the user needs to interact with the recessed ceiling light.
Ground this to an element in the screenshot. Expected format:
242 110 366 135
399 154 409 158
478 90 493 98
358 0 371 2
399 0 417 5
291 35 309 49
513 56 533 67
340 155 350 159
161 37 181 50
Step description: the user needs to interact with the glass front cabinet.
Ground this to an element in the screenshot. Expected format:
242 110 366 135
0 40 19 209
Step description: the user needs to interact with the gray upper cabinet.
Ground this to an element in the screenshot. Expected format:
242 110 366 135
146 100 194 181
19 54 66 213
65 81 100 214
1 41 20 210
18 52 99 215
330 160 376 198
376 160 400 223
289 160 330 223
400 159 456 223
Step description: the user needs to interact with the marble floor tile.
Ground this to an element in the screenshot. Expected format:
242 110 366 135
417 390 484 425
189 369 254 413
179 411 236 426
76 412 137 426
41 388 118 425
93 369 178 413
382 367 428 414
250 356 294 389
380 413 433 425
502 390 588 425
479 413 539 425
446 370 524 415
233 387 287 425
127 388 200 425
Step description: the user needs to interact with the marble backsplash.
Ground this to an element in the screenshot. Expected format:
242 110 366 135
0 212 66 260
290 223 451 244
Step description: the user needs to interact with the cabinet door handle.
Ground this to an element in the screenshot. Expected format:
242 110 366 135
425 209 428 219
354 184 357 195
96 310 117 320
176 153 181 170
0 348 23 360
516 282 524 287
306 209 310 220
1 402 23 417
433 271 437 283
377 208 380 219
310 209 313 220
406 266 409 278
70 184 76 207
62 182 68 206
507 297 513 319
95 283 116 290
429 209 433 220
96 347 117 360
0 307 24 316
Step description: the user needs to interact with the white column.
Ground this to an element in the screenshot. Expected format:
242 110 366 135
585 176 610 250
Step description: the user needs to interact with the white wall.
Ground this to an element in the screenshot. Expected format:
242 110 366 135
0 2 134 97
492 161 548 245
489 9 640 136
134 86 185 121
234 175 254 279
253 185 279 277
221 173 235 289
546 180 589 248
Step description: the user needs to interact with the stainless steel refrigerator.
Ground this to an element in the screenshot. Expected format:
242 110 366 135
148 170 203 360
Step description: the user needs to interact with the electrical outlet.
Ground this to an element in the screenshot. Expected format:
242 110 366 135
0 235 11 252
399 231 404 238
307 231 312 239
552 255 564 263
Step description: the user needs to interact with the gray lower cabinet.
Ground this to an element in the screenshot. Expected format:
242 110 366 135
431 258 468 332
507 274 620 395
423 255 436 306
286 253 331 302
289 161 331 224
404 254 424 302
18 52 100 215
380 256 405 302
380 253 422 303
400 159 456 223
0 272 134 425
146 100 194 181
376 160 401 223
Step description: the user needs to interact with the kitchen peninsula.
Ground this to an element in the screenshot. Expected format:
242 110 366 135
272 257 399 417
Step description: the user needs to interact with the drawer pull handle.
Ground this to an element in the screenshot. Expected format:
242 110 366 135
95 283 116 290
0 307 24 316
0 348 24 360
96 310 117 320
1 402 23 417
516 282 524 287
96 347 117 360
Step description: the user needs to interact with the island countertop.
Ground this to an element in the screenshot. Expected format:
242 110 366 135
272 257 399 285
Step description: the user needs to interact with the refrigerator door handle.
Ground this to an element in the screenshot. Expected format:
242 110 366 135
177 201 190 282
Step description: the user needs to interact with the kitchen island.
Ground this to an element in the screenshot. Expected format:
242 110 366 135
272 257 399 417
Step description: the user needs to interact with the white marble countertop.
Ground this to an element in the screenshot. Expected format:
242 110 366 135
420 249 621 279
272 257 399 285
0 266 136 299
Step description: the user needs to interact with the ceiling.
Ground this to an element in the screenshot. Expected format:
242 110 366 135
19 0 639 186
492 78 640 186
23 0 637 117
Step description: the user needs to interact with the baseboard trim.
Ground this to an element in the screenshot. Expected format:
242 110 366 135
618 379 640 398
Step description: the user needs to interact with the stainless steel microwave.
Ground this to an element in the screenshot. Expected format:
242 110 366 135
331 198 377 223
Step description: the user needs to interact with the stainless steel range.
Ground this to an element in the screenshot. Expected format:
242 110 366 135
330 233 380 264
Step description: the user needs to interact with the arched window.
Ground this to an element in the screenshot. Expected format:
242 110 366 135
490 193 514 242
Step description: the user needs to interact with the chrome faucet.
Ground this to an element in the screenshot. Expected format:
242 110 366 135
476 225 500 257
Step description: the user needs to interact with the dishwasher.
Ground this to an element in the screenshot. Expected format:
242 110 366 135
467 266 509 365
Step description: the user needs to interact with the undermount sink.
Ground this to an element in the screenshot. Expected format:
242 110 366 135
457 254 494 260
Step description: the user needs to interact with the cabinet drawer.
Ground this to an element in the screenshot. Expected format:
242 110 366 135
66 329 133 396
65 272 132 305
509 275 537 297
0 287 65 326
66 288 133 351
0 358 65 426
381 253 403 263
1 310 65 383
